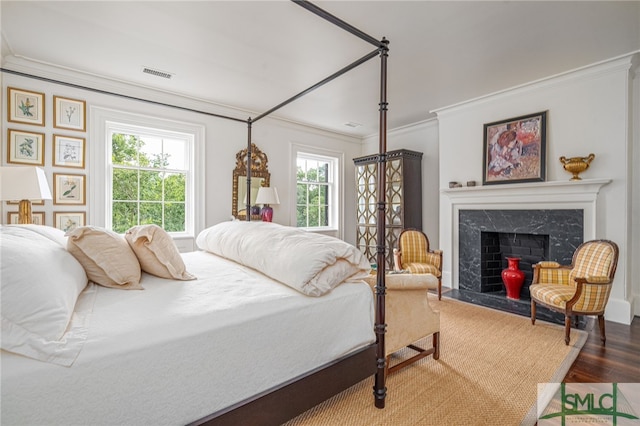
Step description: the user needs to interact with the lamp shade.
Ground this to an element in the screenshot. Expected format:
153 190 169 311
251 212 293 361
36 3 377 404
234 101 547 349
255 187 280 206
0 166 52 201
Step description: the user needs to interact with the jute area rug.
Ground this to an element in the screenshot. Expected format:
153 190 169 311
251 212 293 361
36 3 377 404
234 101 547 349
284 296 587 426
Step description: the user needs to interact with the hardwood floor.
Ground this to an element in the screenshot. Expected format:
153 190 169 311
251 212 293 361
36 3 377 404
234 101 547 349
564 315 640 383
441 288 639 383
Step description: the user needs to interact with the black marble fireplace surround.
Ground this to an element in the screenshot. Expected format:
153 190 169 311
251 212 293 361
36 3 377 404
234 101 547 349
453 209 584 324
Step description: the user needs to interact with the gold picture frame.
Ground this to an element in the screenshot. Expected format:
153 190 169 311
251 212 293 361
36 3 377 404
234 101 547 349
53 173 86 205
8 211 45 225
7 87 45 126
54 96 86 132
6 200 45 206
483 111 547 185
54 211 85 232
53 134 85 168
7 129 45 166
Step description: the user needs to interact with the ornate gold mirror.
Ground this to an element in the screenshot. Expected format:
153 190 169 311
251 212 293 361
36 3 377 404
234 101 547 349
232 143 270 220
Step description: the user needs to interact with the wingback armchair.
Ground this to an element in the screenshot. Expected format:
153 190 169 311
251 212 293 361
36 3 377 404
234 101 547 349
393 229 443 299
364 273 440 376
530 239 619 345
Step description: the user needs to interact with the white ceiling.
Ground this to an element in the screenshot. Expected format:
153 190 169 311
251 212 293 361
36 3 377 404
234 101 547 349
2 1 639 137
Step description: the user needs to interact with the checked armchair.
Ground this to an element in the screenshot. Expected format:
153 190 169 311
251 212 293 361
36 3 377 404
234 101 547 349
530 239 619 345
393 229 443 299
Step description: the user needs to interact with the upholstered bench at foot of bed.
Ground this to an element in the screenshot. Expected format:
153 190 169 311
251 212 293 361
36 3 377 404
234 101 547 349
363 273 440 376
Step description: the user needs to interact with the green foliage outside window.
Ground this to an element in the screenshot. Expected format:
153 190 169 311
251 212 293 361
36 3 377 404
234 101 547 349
296 159 329 228
111 133 186 233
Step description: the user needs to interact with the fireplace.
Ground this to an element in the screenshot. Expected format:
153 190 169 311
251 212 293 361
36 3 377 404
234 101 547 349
480 231 549 299
459 209 583 296
441 179 610 322
454 209 583 322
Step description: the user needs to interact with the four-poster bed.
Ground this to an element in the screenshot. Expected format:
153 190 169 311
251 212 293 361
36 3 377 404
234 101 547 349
226 0 391 420
1 1 392 424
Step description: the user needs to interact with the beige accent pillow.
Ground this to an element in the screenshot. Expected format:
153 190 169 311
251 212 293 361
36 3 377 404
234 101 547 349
67 226 143 290
125 225 196 280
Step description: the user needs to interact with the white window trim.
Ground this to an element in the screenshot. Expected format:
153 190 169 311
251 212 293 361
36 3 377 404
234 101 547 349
90 106 205 241
290 143 344 239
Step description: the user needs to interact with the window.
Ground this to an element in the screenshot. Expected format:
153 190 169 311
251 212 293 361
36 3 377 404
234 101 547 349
91 107 204 239
110 130 190 233
295 150 340 230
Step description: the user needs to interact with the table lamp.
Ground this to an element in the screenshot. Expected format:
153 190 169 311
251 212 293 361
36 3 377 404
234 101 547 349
0 166 52 224
255 187 280 222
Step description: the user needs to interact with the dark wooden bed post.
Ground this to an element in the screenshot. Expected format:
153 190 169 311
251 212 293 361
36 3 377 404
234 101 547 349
374 37 389 409
289 0 390 410
246 118 253 221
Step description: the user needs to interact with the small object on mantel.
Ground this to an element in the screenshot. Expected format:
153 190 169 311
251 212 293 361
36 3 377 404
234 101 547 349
466 181 476 187
449 181 463 188
560 153 595 181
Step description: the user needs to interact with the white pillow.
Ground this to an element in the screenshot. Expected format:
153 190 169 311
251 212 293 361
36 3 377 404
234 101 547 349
125 224 196 280
12 223 68 247
67 226 143 290
1 225 90 366
196 221 371 296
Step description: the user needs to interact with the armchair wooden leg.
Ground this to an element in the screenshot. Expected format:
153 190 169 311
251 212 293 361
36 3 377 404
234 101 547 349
531 300 536 325
433 332 440 360
564 315 572 345
598 314 606 344
437 277 442 300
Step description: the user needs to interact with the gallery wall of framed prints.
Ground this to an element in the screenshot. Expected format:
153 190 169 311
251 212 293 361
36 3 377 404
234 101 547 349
4 86 88 231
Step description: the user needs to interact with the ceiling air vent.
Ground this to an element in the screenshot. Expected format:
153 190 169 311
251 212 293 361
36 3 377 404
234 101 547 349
142 67 173 79
344 121 362 128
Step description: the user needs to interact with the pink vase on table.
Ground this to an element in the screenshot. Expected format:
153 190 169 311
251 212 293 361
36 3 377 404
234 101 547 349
502 257 525 300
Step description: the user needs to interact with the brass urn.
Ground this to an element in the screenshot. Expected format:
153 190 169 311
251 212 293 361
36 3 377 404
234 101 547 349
559 153 595 181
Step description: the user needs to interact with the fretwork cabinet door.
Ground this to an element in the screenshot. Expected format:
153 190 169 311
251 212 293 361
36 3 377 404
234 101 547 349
354 149 423 270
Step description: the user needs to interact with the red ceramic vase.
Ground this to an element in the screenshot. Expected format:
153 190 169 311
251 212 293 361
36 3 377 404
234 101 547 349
502 257 525 300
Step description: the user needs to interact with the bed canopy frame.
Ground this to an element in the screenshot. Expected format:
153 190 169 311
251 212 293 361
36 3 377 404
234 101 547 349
240 0 389 408
226 1 391 416
2 0 391 421
240 2 390 414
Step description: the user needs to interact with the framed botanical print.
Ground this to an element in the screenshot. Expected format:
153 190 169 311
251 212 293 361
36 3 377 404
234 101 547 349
482 111 547 185
8 212 45 225
54 96 86 131
7 87 45 126
7 129 45 166
53 134 85 168
53 173 86 205
54 211 85 232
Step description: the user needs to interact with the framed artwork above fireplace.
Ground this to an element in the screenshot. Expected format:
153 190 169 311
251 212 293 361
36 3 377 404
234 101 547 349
482 111 547 185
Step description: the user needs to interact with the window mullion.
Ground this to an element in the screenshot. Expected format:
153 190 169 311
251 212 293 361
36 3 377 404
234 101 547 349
137 169 141 226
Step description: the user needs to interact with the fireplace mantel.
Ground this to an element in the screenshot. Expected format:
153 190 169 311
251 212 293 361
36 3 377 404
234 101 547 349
441 178 611 204
439 178 612 291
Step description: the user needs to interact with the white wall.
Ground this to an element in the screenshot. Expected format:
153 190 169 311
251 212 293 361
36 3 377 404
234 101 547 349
1 60 363 246
434 52 639 325
632 56 640 322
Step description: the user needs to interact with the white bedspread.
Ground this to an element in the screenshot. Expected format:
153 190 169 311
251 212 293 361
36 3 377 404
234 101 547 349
1 251 375 426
